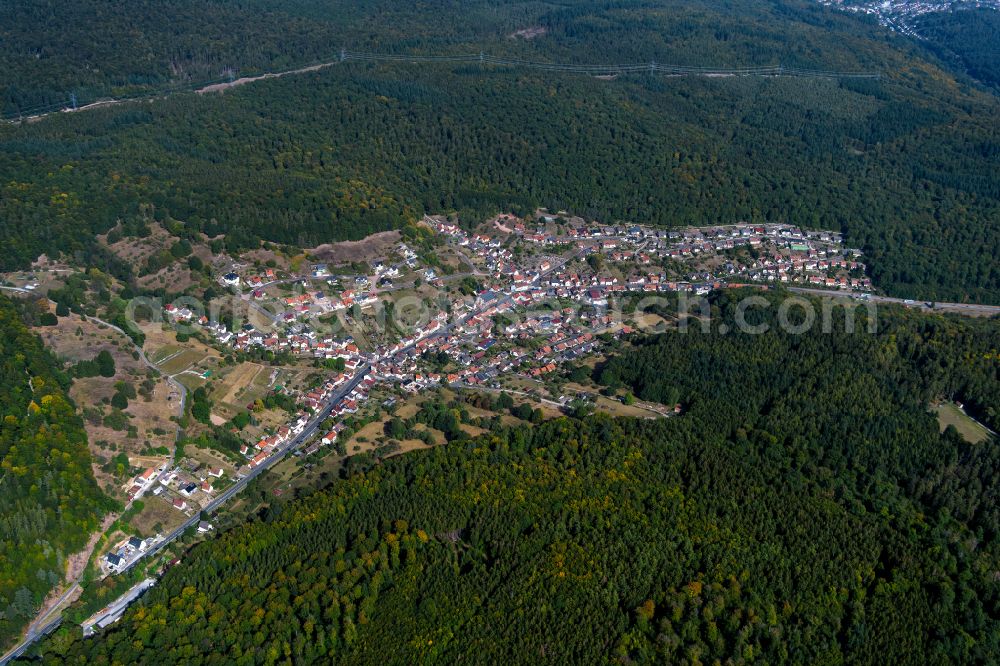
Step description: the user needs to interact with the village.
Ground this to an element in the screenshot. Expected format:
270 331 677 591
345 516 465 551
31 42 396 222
110 211 866 576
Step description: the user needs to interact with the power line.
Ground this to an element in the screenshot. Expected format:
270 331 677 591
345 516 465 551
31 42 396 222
1 50 880 123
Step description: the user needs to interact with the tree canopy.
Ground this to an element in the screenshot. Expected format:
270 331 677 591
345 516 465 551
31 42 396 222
0 296 110 648
0 1 997 302
32 294 1000 663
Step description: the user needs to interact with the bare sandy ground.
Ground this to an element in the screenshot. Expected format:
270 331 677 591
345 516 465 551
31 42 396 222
307 230 402 264
197 62 334 94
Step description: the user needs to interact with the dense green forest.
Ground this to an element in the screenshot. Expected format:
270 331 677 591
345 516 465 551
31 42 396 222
31 294 999 663
915 8 1000 92
0 1 998 303
0 296 110 649
600 290 1000 434
0 0 553 114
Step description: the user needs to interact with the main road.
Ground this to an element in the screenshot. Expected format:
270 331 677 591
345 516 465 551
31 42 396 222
784 286 1000 316
118 364 369 575
0 365 369 663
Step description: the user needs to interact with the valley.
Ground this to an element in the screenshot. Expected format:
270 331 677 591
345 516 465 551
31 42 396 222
0 1 997 663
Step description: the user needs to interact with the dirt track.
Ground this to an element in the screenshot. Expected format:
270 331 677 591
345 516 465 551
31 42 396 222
196 62 335 94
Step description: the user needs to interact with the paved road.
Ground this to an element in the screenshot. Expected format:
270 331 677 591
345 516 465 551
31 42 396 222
785 287 1000 316
0 617 61 665
24 583 78 639
0 288 187 664
118 365 370 575
1 262 991 660
0 366 370 661
82 579 156 636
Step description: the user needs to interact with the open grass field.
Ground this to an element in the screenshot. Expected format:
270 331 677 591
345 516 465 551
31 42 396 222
933 402 994 444
209 363 312 422
172 372 207 391
185 445 241 474
157 348 210 375
128 496 188 539
147 344 185 365
141 322 219 365
558 380 667 418
33 309 177 497
212 362 265 406
632 311 671 333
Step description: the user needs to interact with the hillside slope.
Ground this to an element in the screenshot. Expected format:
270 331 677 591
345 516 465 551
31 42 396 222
30 295 1000 663
915 7 1000 91
0 0 997 303
0 296 110 649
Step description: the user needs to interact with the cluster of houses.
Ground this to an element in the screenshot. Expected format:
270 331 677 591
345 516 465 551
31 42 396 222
170 302 370 366
158 216 873 514
125 463 214 509
114 214 880 582
226 267 277 289
154 464 225 509
474 214 867 288
433 215 869 301
583 223 868 289
124 464 168 501
226 313 477 467
365 289 622 392
120 461 225 529
235 370 374 467
731 253 872 289
104 534 158 573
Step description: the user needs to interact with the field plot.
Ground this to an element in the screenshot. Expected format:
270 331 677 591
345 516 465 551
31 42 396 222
141 323 220 365
632 311 672 332
185 444 242 474
933 402 994 444
153 347 214 376
209 362 268 419
147 344 184 365
208 363 310 422
127 496 188 539
33 310 176 496
218 362 266 403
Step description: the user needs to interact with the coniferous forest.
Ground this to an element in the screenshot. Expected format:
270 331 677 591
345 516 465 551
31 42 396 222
0 296 110 648
0 0 998 303
31 294 1000 664
1 1 999 659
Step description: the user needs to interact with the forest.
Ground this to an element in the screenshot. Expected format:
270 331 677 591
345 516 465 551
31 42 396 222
29 294 999 663
915 8 1000 92
0 296 111 649
0 1 998 303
